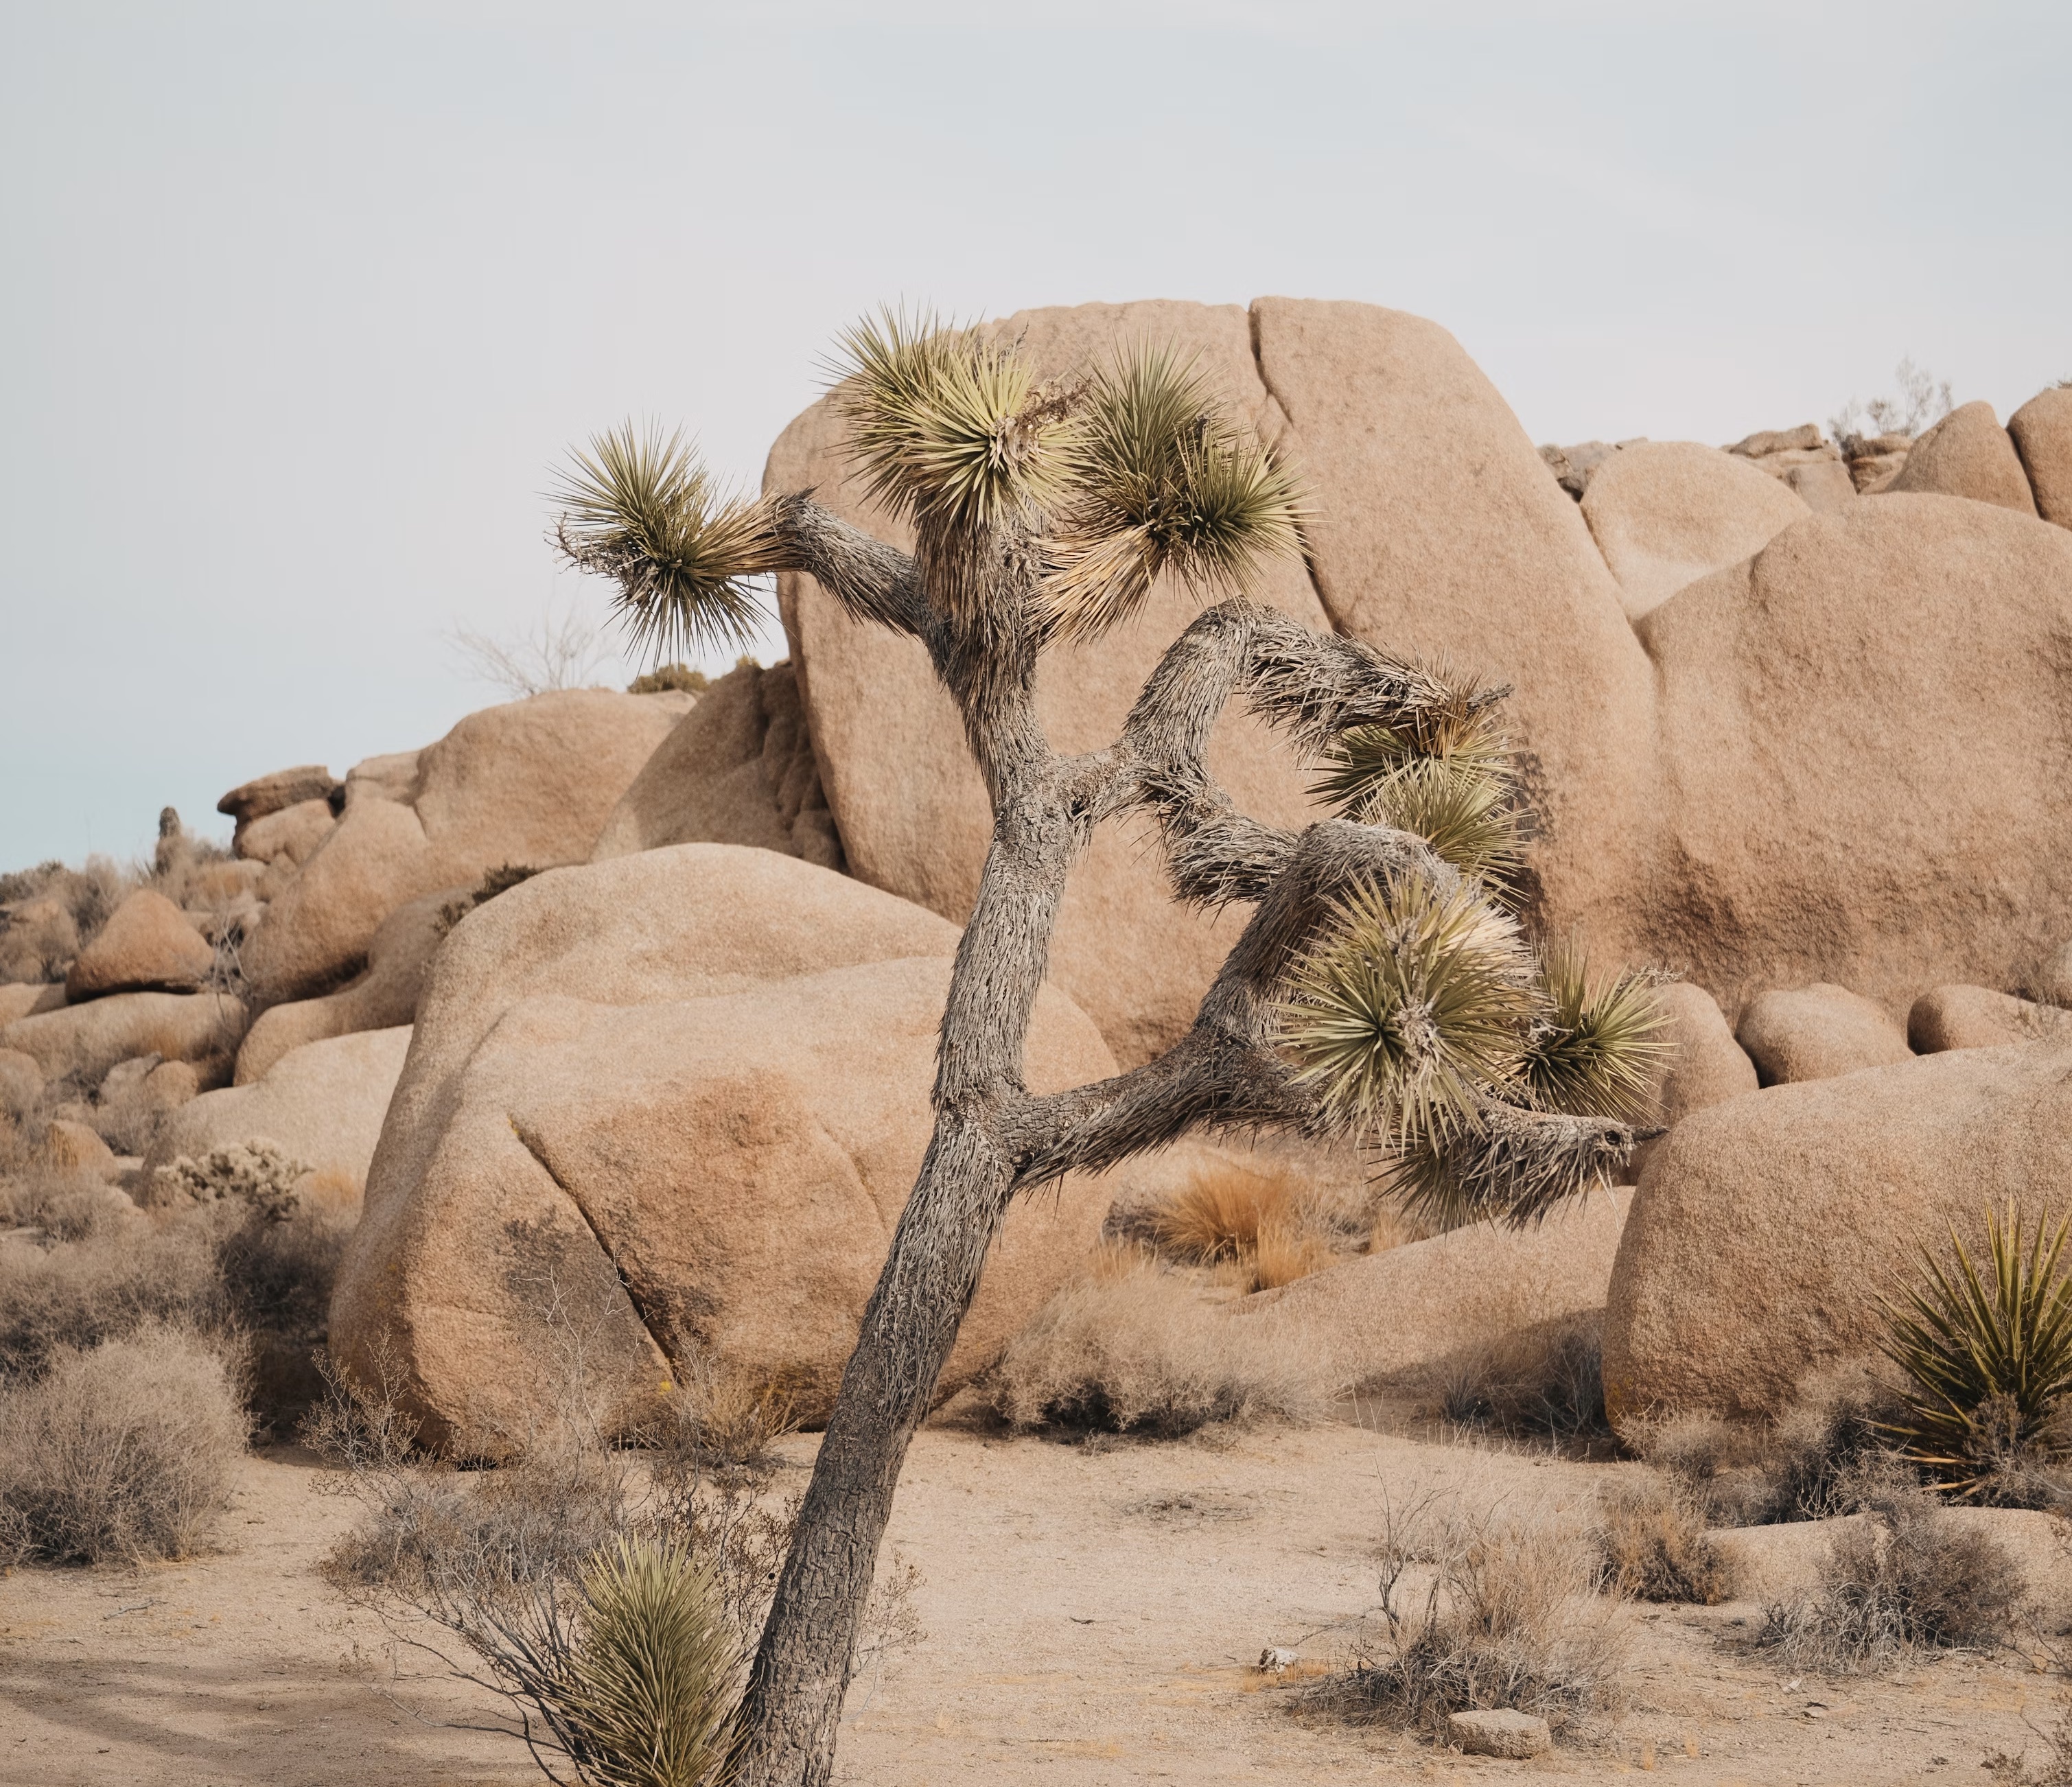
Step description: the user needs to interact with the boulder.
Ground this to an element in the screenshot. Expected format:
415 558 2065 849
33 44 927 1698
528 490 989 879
1627 983 1757 1180
0 992 246 1086
1631 495 2072 1016
1909 984 2070 1054
0 984 64 1027
1448 1709 1552 1760
1844 432 1913 493
145 1025 412 1197
217 764 340 841
242 689 688 1004
64 889 214 1000
41 1118 115 1176
0 1047 43 1115
772 300 1334 1068
1886 401 2038 515
1735 983 1911 1086
591 661 841 869
1603 1043 2072 1426
1580 441 1810 620
332 845 1185 1453
1252 301 1656 969
1724 425 1858 511
2010 387 2072 528
235 887 461 1083
1539 439 1619 499
236 797 336 868
142 1058 200 1110
1229 1189 1629 1396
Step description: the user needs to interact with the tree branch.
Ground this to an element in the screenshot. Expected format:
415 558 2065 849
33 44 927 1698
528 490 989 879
769 492 928 639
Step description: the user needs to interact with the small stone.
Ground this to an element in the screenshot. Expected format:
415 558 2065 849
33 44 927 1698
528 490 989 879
1449 1709 1552 1759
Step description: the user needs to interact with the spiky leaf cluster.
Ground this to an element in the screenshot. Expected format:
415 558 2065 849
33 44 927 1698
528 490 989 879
1042 348 1309 640
1278 876 1538 1146
552 423 778 663
1280 885 1668 1230
831 308 1076 535
1312 699 1524 891
565 1534 741 1786
1877 1205 2072 1499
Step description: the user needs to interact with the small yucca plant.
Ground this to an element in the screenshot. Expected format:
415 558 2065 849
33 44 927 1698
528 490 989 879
564 1535 742 1787
1877 1204 2072 1500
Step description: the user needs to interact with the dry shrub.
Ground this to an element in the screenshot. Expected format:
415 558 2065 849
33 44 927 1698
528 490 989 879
0 1206 221 1377
1432 1314 1607 1443
1631 1368 1908 1528
1756 1482 2025 1674
1986 1695 2072 1785
0 1325 248 1564
1594 1473 1732 1604
1148 1160 1347 1294
1316 1491 1626 1739
987 1250 1330 1436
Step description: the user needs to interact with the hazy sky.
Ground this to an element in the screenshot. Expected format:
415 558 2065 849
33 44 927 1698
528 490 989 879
4 2 2066 869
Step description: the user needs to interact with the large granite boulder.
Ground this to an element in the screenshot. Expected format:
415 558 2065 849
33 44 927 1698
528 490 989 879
1734 983 1912 1086
1603 1043 2072 1427
145 1026 412 1198
2010 387 2072 528
1886 401 2038 514
243 690 688 1003
63 890 214 1001
591 661 841 869
1909 984 2071 1054
1579 441 1809 620
331 845 1180 1453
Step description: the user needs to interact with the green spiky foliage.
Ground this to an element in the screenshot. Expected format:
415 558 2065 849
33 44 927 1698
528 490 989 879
1310 697 1524 891
552 423 779 662
1517 943 1669 1124
1278 876 1537 1146
1041 347 1309 640
831 307 1077 534
1877 1204 2072 1499
566 1535 741 1787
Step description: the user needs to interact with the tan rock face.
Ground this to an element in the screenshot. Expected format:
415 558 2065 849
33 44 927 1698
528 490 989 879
1631 495 2072 1016
64 891 214 1001
1603 1044 2072 1426
1 992 246 1086
771 300 1332 1068
235 887 462 1084
217 764 338 845
0 1047 44 1114
592 662 841 869
236 798 336 867
145 1025 412 1195
243 690 687 1004
0 983 66 1027
1627 983 1757 1181
1885 401 2037 515
1908 984 2069 1053
1230 1189 1629 1395
2010 387 2072 528
333 845 1162 1452
1580 441 1810 620
1735 983 1912 1086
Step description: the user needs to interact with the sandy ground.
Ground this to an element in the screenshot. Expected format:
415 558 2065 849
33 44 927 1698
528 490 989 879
1 1419 2062 1786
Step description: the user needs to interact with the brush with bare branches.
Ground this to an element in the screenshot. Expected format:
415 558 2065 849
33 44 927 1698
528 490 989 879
552 309 1668 1786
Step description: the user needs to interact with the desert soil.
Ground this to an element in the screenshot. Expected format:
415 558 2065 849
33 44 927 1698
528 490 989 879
0 1417 2058 1786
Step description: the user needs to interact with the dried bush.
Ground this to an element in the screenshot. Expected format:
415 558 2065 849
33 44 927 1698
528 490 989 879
152 1137 310 1219
1830 355 1955 448
0 1208 222 1378
1316 1491 1626 1739
1147 1160 1345 1293
627 663 708 695
1878 1203 2072 1504
1756 1483 2025 1674
986 1252 1329 1436
1432 1314 1607 1443
0 1326 248 1564
1594 1473 1732 1604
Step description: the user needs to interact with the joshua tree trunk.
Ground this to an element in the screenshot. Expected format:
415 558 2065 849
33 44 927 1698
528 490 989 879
550 326 1661 1787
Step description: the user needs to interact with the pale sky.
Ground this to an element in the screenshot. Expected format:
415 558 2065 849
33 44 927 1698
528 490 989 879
3 1 2066 869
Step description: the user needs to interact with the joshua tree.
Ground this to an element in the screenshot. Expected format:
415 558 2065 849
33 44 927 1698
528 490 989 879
554 312 1666 1786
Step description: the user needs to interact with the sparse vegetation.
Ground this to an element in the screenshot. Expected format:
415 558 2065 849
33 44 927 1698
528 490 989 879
0 1325 248 1565
986 1245 1330 1436
1877 1203 2072 1506
1147 1160 1343 1292
1314 1491 1626 1740
1593 1473 1732 1604
1756 1481 2025 1674
627 663 710 696
1986 1695 2072 1785
1430 1314 1609 1445
1830 355 1955 449
437 862 544 935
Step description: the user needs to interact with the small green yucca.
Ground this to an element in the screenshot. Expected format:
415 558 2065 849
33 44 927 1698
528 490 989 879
566 1536 742 1787
1878 1204 2072 1499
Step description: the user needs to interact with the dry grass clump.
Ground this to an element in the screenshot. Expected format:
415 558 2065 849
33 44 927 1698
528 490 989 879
1756 1481 2025 1674
1315 1491 1627 1740
0 1325 248 1565
1593 1473 1732 1604
1149 1160 1340 1292
988 1246 1329 1437
1430 1314 1609 1445
0 1204 221 1377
